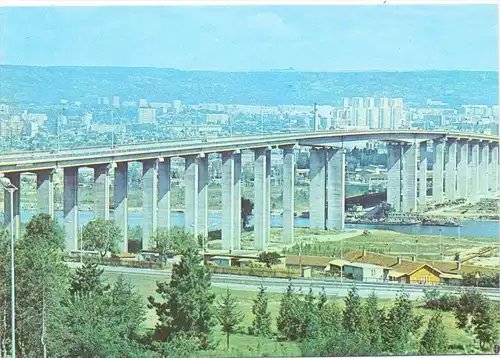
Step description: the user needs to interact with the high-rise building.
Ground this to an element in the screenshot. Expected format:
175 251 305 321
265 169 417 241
96 97 109 105
367 107 380 129
390 107 403 129
139 99 149 108
172 100 182 114
379 97 390 108
379 107 391 129
112 96 120 107
138 108 156 124
364 97 375 108
353 107 367 126
352 97 364 108
343 97 350 107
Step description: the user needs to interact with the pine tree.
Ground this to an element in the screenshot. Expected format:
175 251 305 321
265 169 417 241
471 298 500 350
419 312 448 355
382 290 423 355
147 245 216 349
216 289 244 349
317 287 327 311
364 291 384 353
342 285 365 334
249 284 272 337
70 261 110 297
276 282 300 340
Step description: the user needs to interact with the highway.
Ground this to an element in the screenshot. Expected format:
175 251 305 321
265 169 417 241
67 262 500 301
2 129 497 173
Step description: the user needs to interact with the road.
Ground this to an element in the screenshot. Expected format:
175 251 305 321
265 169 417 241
67 262 500 301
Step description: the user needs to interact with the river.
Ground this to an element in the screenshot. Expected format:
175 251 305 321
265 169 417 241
16 210 499 239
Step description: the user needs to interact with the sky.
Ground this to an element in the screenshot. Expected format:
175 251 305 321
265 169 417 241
0 4 498 71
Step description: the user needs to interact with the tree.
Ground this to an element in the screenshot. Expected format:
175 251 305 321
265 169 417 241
70 261 110 297
276 282 301 340
216 289 244 349
257 251 281 269
82 218 121 257
364 291 384 353
151 228 198 264
24 213 64 250
248 285 272 337
241 197 254 229
147 245 216 349
342 286 365 334
419 312 448 355
382 290 423 355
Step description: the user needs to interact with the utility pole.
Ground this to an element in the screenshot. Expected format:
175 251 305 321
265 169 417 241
439 229 443 260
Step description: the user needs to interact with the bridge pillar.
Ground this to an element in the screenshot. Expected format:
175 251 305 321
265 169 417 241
157 158 171 232
221 151 242 250
184 155 198 235
197 155 209 240
418 142 427 207
282 147 295 242
432 139 445 203
444 139 457 201
253 148 269 249
456 140 468 199
93 164 110 220
36 169 54 218
265 150 271 243
489 143 499 194
63 167 78 251
326 148 345 230
113 162 128 253
309 148 326 230
402 143 417 213
233 152 242 250
468 141 479 202
387 143 402 212
479 141 489 196
142 159 158 250
3 172 21 240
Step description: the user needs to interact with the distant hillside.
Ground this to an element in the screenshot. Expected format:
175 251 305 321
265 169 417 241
0 65 497 107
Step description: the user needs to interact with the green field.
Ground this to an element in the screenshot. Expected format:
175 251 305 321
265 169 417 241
283 228 499 262
101 270 482 356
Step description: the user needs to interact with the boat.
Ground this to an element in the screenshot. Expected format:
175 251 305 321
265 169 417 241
421 218 462 227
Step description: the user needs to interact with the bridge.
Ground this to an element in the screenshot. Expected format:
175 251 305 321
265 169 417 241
0 129 498 252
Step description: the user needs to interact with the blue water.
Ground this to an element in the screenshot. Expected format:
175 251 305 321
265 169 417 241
17 210 499 239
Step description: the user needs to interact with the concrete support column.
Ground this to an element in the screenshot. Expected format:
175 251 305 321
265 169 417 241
233 152 242 250
63 167 78 251
479 142 489 196
444 140 457 201
184 155 198 235
387 143 402 212
265 150 271 242
469 141 479 201
489 143 499 194
253 149 267 250
36 169 54 218
326 148 345 230
309 148 326 230
432 139 445 202
93 164 110 220
197 155 209 240
282 147 295 242
142 159 158 250
456 140 468 199
418 142 427 207
113 162 128 253
3 172 21 240
402 143 417 213
157 158 171 231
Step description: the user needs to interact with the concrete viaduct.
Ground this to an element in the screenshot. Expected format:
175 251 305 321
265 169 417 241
0 130 498 252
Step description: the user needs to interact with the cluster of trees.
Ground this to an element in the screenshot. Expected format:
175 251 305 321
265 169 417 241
0 214 152 357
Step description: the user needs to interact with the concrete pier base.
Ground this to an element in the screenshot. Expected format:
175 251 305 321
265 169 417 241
253 149 268 250
432 139 445 203
309 148 326 230
93 164 110 220
387 143 402 212
418 142 427 207
158 159 171 232
184 156 199 235
142 159 158 250
457 140 468 199
282 148 295 242
402 143 417 213
444 140 457 201
3 172 21 240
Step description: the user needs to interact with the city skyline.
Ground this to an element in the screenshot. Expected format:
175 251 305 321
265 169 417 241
1 4 498 71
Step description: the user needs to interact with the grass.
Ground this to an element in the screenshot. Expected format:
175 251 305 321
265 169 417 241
284 229 499 262
101 270 483 356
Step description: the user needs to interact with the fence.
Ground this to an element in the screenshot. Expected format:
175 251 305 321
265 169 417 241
209 265 301 279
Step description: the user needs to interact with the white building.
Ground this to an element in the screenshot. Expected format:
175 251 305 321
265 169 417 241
138 108 156 124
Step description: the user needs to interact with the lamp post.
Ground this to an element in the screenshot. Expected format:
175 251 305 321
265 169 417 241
0 176 18 358
439 228 443 260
